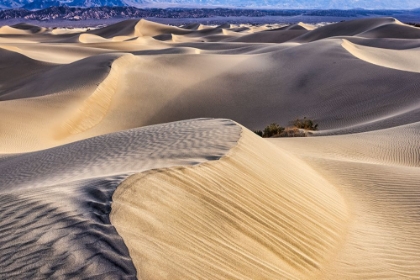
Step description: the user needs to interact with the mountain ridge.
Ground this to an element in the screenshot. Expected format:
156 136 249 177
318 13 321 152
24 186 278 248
0 0 419 11
1 7 418 23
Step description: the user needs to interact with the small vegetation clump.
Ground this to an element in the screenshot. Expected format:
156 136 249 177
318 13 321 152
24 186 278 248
253 130 263 137
254 117 318 138
263 123 285 137
292 117 318 130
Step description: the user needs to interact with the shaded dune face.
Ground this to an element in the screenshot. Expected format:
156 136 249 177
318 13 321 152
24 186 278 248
0 119 241 279
0 176 137 279
0 17 420 280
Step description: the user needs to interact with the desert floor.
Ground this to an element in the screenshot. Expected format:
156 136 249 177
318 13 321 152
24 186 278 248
0 17 420 279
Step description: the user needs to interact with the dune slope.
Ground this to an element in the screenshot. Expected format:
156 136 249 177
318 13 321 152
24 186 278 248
0 119 241 279
111 128 349 280
270 122 420 279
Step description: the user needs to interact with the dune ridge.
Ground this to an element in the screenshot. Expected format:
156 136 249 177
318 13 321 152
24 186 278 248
270 122 420 279
0 119 241 279
60 54 133 137
342 39 420 73
111 128 350 280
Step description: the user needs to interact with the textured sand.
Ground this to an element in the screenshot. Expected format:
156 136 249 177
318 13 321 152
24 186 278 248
0 17 420 279
111 128 349 280
269 122 420 279
0 119 241 278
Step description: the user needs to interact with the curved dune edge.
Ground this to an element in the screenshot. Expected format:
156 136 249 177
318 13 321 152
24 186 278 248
134 19 189 37
0 43 105 64
57 54 131 138
270 122 420 278
110 127 350 280
0 25 43 35
342 39 420 73
79 33 111 43
0 119 241 279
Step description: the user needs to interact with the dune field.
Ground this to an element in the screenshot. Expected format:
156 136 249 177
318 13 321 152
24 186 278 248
0 17 420 279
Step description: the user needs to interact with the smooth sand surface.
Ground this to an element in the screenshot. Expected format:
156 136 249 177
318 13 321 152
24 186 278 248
342 39 420 73
0 17 420 279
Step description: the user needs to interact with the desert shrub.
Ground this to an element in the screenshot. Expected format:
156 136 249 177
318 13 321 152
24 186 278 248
263 123 284 138
254 130 263 137
253 117 318 138
278 127 306 137
292 117 318 130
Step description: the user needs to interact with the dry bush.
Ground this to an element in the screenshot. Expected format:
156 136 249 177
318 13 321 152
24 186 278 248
254 117 318 138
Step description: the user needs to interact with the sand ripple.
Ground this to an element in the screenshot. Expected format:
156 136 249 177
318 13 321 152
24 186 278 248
0 119 241 279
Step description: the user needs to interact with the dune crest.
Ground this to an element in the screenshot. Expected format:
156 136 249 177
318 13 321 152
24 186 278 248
79 33 110 43
0 119 241 278
271 122 420 278
134 19 189 37
111 128 350 280
0 25 34 35
342 39 420 73
59 54 133 137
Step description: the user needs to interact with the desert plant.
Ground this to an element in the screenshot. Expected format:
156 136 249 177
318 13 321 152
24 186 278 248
254 130 263 137
292 117 318 130
279 127 306 137
263 123 284 137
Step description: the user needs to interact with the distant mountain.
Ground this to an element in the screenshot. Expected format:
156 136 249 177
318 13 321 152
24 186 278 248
21 0 126 9
1 0 419 10
23 0 62 9
69 0 126 7
1 0 27 9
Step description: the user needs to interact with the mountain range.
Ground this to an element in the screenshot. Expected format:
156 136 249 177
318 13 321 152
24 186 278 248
0 0 419 10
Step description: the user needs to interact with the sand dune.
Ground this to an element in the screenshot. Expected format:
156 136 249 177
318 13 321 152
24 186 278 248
0 25 41 35
0 17 420 279
270 122 420 278
111 128 349 280
0 119 240 279
292 17 400 42
0 48 52 93
342 39 420 72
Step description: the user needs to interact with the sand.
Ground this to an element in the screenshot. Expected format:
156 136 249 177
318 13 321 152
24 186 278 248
0 17 419 279
269 122 420 279
111 128 349 280
0 119 240 278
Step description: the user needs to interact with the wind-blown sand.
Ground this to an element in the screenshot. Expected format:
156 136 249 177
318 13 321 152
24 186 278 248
0 119 240 278
0 17 420 279
111 128 349 280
